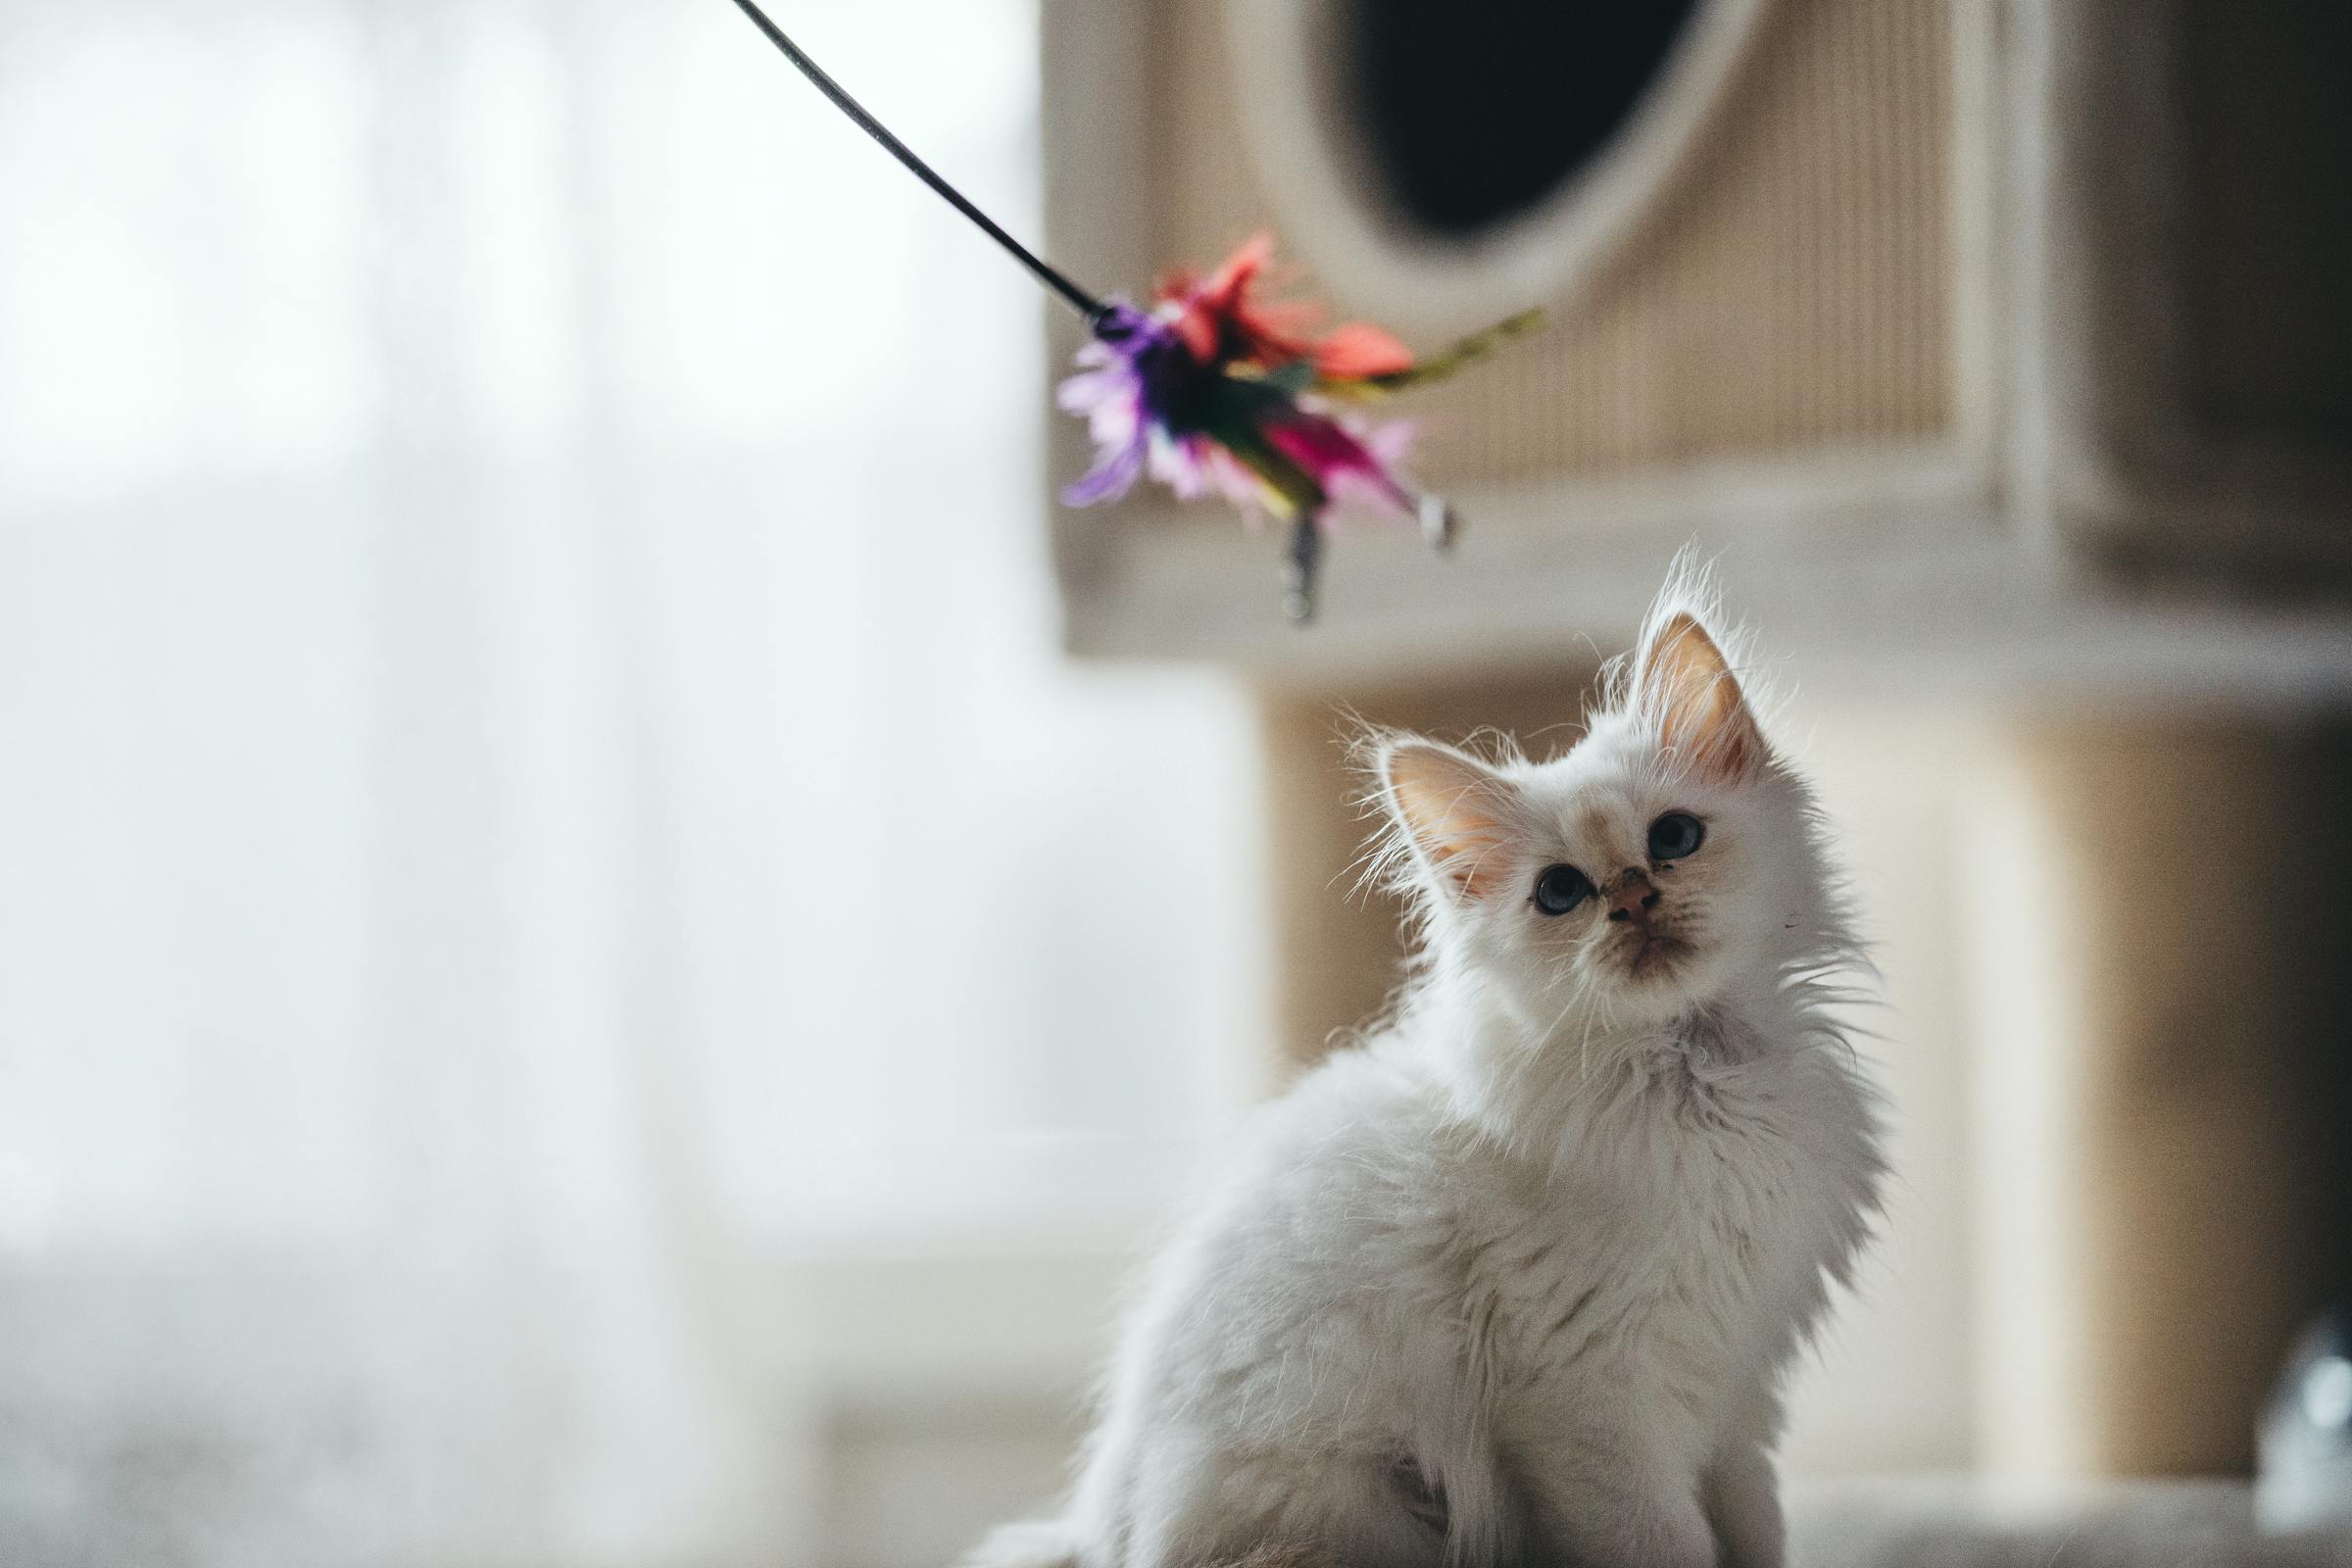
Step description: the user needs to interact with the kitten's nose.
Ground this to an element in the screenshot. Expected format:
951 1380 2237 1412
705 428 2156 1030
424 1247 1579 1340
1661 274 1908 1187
1606 871 1659 925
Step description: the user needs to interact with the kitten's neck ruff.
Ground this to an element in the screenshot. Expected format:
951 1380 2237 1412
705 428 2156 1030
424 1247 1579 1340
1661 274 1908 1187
1406 959 1838 1171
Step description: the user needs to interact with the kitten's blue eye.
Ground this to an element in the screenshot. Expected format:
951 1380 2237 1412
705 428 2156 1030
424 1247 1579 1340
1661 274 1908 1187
1648 811 1705 860
1532 863 1593 915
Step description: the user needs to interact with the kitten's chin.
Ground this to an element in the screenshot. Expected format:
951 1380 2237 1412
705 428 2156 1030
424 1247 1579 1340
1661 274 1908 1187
1623 932 1689 982
1588 933 1728 1018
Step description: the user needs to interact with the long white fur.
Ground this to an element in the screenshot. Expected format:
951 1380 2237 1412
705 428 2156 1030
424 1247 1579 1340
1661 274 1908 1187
969 566 1885 1568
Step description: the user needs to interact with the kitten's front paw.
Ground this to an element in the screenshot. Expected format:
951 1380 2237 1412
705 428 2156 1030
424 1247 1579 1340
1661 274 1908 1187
1631 1510 1719 1568
1536 1489 1716 1568
1701 1446 1785 1568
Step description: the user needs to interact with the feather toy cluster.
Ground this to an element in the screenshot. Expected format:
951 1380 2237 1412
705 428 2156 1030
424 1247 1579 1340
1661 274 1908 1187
1057 236 1542 622
716 1 1540 625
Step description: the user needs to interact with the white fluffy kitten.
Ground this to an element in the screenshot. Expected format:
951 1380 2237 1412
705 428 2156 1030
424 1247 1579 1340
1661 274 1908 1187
974 577 1884 1568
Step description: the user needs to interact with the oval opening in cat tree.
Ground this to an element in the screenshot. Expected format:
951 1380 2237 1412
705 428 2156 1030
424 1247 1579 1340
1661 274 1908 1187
1223 0 1774 334
1341 0 1707 240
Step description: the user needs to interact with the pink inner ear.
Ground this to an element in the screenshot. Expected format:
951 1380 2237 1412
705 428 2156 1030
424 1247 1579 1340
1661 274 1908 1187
1386 746 1517 901
1643 614 1764 781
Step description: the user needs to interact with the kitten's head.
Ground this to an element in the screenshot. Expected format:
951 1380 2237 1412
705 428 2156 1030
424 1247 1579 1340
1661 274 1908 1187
1372 575 1836 1031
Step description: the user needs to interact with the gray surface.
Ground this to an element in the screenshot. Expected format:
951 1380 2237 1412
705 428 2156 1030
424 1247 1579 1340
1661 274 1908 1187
1791 1479 2352 1568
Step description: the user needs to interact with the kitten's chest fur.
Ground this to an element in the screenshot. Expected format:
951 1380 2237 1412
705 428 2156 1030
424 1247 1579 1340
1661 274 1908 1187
1446 1037 1872 1442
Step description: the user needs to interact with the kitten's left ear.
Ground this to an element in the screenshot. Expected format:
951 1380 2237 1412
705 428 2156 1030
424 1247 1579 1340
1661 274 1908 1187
1637 612 1767 782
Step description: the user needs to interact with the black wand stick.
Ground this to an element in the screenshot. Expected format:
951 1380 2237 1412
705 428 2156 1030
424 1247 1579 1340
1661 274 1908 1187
723 0 1108 325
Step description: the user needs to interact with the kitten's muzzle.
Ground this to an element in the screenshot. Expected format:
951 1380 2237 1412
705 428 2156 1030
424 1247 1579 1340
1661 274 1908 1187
1604 870 1660 928
1601 870 1685 980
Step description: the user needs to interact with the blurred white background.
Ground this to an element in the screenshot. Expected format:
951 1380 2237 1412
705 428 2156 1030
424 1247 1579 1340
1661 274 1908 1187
0 1 1265 1561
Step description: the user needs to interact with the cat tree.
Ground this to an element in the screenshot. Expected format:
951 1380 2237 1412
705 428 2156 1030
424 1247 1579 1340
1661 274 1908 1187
1043 0 2352 1503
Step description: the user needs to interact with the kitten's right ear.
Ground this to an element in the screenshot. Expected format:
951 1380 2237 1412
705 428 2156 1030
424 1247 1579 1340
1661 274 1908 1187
1379 741 1519 903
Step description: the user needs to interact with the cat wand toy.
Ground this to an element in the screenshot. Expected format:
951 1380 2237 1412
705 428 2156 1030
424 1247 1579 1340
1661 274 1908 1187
724 0 1541 623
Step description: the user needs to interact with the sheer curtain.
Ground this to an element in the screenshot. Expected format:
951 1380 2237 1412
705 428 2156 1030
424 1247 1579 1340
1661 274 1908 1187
0 1 1258 1561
